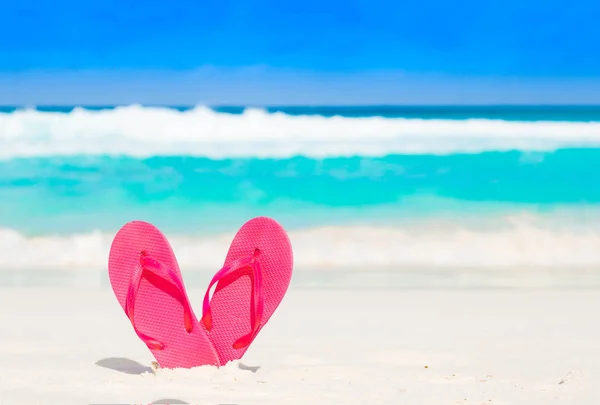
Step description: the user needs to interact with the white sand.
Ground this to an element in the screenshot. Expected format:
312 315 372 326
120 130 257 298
0 286 599 405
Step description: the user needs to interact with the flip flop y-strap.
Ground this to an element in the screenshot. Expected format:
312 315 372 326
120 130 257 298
201 248 264 349
125 251 195 350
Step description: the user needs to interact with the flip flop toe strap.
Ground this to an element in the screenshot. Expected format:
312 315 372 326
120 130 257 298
125 251 195 350
201 248 264 349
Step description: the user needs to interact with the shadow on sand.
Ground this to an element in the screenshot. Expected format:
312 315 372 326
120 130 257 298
96 357 260 375
238 362 260 373
95 357 153 375
95 357 261 404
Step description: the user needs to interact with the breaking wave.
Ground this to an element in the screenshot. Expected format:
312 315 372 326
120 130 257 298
2 105 600 158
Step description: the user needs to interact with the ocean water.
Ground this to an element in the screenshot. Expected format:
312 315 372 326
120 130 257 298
1 105 600 288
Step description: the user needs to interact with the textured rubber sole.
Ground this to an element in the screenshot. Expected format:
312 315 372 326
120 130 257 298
108 221 219 369
202 217 294 364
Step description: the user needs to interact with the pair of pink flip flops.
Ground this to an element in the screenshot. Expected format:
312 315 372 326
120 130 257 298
108 217 293 369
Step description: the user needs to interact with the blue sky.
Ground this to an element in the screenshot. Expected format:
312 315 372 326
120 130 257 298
1 0 600 104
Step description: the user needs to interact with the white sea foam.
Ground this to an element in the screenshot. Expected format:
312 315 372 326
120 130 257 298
2 216 600 271
1 105 600 158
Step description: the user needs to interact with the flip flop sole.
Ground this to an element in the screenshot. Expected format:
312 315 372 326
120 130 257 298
108 221 219 369
203 217 293 364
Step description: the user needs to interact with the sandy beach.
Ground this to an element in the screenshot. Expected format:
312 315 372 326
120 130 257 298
1 285 598 405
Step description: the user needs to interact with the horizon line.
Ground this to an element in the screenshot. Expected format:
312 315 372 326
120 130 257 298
3 103 600 109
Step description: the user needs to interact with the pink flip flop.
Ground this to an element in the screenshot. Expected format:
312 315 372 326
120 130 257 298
200 216 294 365
108 221 219 369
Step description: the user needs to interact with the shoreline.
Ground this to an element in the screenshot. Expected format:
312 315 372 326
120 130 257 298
2 267 600 290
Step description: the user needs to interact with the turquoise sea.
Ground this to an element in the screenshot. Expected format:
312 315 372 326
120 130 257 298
1 105 600 288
